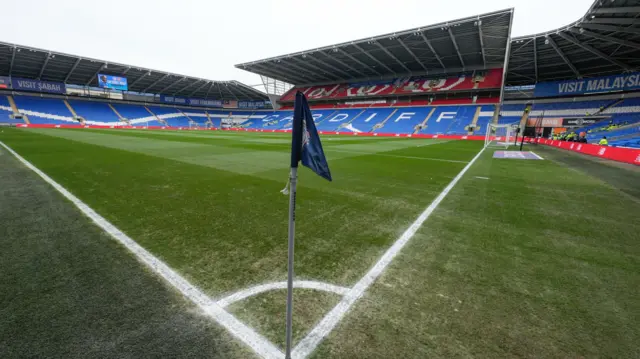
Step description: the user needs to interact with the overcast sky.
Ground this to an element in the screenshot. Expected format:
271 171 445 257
5 0 593 89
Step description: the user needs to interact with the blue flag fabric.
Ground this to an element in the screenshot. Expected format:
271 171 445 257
290 92 332 181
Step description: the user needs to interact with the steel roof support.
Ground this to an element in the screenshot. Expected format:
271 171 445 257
282 60 336 81
572 27 640 50
158 76 186 94
128 72 151 89
396 38 429 72
587 18 637 25
419 32 446 69
231 83 257 100
556 32 631 71
497 9 514 113
37 53 51 80
591 6 640 14
533 37 538 82
121 67 131 76
477 20 486 68
64 58 82 83
9 46 17 76
447 28 466 69
546 35 581 78
251 64 306 84
292 57 346 82
173 79 200 96
305 54 353 79
351 43 396 74
85 63 107 86
142 74 170 93
216 83 225 99
224 83 239 101
375 42 412 73
318 50 369 77
204 82 215 98
187 80 210 97
580 23 640 35
337 48 384 75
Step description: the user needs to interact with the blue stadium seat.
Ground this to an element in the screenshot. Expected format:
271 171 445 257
69 100 121 124
14 96 77 125
0 96 19 124
148 106 190 127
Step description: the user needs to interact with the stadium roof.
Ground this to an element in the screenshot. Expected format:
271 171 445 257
0 41 268 101
236 9 514 86
506 0 640 86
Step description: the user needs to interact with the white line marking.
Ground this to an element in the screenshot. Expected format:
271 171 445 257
0 141 283 359
328 148 468 164
530 151 544 160
474 176 490 180
217 281 350 308
292 146 486 359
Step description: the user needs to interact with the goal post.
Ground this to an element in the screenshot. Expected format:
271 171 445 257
485 123 513 148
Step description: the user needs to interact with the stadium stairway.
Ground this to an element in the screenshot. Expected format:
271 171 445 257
144 106 169 126
7 95 30 124
414 108 436 135
108 103 129 125
467 106 482 135
63 100 82 124
337 109 366 132
371 108 399 132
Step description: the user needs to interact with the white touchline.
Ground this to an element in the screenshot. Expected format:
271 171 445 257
530 151 544 160
217 281 350 308
0 142 283 359
292 146 486 359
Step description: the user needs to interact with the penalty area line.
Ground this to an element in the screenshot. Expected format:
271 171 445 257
292 145 487 359
0 141 283 359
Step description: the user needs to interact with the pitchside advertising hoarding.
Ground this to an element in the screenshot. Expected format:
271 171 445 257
11 77 66 94
98 74 128 91
534 72 640 97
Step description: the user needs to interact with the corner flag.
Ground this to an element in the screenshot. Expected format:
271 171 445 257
283 91 331 359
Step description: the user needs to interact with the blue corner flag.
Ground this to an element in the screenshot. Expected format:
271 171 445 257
290 91 332 181
282 91 331 359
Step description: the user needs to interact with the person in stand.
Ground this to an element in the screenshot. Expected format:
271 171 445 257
599 136 609 146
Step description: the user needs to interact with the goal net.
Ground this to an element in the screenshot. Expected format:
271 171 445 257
485 123 513 148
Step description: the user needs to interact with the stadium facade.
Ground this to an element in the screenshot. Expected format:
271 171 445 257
1 0 639 156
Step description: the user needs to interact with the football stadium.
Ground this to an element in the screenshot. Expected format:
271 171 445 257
1 1 640 358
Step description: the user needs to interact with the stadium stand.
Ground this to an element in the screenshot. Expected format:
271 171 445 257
13 95 77 125
68 100 121 125
0 96 18 124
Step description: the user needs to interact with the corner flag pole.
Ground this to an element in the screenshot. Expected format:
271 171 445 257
284 166 297 359
283 94 304 359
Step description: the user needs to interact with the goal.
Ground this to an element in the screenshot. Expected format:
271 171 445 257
485 123 513 148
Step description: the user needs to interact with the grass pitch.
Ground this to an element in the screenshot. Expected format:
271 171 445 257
0 127 638 358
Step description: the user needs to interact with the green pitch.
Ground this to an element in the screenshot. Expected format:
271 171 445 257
0 127 638 359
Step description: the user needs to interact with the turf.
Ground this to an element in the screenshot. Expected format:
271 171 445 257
1 127 638 358
0 142 250 359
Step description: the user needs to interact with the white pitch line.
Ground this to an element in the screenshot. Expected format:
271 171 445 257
0 141 283 359
217 280 350 308
292 146 486 359
475 176 490 180
530 151 544 160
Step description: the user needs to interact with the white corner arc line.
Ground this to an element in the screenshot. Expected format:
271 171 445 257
292 146 486 359
217 281 350 308
0 142 283 359
530 151 544 160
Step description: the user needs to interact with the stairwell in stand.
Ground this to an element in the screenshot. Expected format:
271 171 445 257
491 104 501 125
108 103 129 125
63 100 86 124
467 106 482 135
338 109 366 131
7 95 30 124
371 108 398 132
414 107 436 134
145 106 167 126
